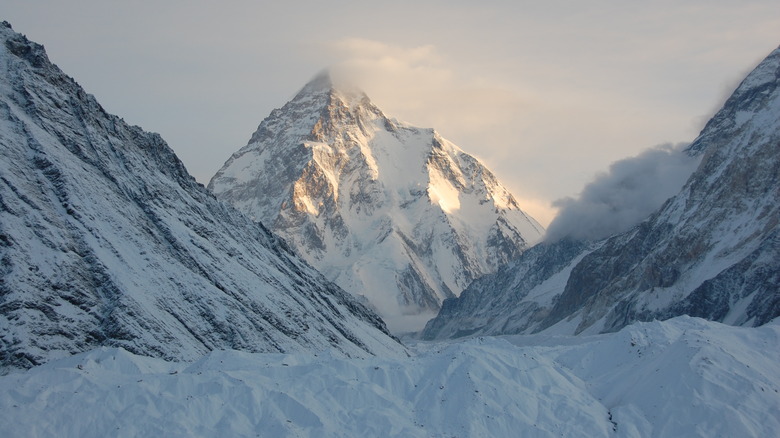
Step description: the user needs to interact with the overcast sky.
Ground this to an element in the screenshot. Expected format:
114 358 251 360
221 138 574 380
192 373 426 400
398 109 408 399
4 1 779 225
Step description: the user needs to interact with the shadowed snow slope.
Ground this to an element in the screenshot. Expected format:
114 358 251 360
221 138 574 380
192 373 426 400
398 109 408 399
0 22 405 372
0 317 777 437
208 71 543 333
424 45 780 339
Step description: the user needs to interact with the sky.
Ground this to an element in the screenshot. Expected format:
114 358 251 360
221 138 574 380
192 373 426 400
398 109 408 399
4 1 779 225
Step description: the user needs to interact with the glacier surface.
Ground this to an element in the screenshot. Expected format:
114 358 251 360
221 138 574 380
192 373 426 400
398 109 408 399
0 316 777 437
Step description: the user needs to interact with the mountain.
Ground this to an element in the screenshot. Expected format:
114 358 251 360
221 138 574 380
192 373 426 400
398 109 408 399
423 238 594 338
0 22 406 372
424 45 780 340
208 72 544 332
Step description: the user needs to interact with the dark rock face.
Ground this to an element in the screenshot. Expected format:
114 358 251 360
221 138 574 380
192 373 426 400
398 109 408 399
0 22 405 372
424 45 780 339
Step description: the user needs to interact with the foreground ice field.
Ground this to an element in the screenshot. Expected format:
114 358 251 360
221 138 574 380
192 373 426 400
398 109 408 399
1 316 777 437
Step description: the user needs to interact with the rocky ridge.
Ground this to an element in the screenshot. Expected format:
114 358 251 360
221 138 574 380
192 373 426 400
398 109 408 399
424 45 780 339
0 22 405 372
209 72 544 332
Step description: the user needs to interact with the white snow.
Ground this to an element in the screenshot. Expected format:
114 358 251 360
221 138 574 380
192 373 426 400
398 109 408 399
1 317 777 438
209 74 545 333
0 25 407 366
426 165 461 213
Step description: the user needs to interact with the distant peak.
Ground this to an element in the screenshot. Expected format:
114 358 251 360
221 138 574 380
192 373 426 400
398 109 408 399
299 69 335 95
294 69 369 106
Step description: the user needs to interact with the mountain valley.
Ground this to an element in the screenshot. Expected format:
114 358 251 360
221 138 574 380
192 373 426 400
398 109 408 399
0 20 777 438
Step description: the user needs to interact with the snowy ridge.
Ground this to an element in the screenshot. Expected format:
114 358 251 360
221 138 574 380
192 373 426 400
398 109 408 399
1 317 777 437
0 22 405 372
424 44 780 339
424 238 594 339
209 71 544 332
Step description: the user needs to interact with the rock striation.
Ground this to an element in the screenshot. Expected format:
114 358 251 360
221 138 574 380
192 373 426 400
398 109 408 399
424 45 780 339
209 72 544 332
0 22 405 372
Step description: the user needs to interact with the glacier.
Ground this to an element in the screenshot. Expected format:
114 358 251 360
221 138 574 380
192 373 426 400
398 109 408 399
1 20 777 438
0 316 777 437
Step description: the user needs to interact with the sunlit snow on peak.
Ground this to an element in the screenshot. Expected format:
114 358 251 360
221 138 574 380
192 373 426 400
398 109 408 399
210 69 545 332
427 166 461 213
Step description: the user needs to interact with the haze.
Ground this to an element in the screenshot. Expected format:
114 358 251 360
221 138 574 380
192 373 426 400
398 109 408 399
4 0 779 225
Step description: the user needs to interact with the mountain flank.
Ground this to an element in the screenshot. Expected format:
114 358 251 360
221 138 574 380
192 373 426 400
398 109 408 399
0 22 406 372
424 45 780 339
209 71 543 332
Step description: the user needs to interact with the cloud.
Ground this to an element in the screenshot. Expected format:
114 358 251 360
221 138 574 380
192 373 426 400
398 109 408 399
544 143 700 242
329 38 442 69
322 38 530 135
325 38 451 104
321 38 558 223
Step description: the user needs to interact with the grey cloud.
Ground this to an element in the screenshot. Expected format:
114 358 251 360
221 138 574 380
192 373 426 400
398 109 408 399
544 143 699 242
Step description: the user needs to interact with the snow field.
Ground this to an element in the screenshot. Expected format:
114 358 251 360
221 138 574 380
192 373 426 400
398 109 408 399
1 316 776 438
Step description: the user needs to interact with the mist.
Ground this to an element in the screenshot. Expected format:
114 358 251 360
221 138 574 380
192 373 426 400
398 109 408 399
544 143 700 242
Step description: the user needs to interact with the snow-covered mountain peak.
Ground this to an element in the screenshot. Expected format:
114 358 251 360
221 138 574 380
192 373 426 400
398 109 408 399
297 69 335 95
729 45 779 99
688 45 780 157
210 71 544 333
0 23 406 371
1 21 47 68
294 69 370 109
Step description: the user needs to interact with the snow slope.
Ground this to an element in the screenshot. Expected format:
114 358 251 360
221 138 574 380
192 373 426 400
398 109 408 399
0 317 776 437
0 22 405 372
424 44 780 339
209 72 543 332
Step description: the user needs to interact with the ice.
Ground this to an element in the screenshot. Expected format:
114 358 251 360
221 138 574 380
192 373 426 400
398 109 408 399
0 317 776 437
